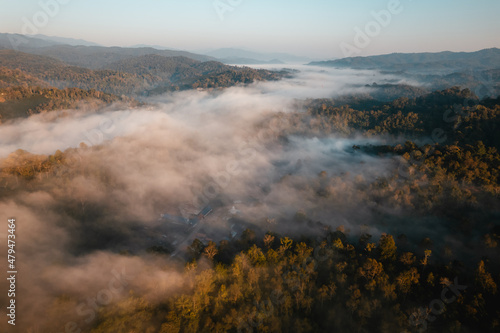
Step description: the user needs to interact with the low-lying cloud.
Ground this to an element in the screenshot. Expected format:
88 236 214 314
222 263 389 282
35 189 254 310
0 66 439 331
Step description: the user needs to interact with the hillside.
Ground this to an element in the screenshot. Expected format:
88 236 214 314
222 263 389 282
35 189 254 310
309 48 500 73
0 49 152 95
203 47 312 63
31 34 101 47
415 68 500 97
0 50 286 96
0 33 216 68
0 33 60 49
104 55 226 81
0 86 140 123
0 49 287 121
0 67 49 89
105 54 286 93
2 86 499 332
30 45 216 69
301 87 500 149
309 49 500 98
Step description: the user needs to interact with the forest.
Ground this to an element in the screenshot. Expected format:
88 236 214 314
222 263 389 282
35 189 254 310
1 85 499 332
0 50 286 97
0 3 499 331
0 86 141 122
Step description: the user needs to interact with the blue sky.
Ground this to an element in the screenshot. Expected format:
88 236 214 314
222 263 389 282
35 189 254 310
1 0 499 59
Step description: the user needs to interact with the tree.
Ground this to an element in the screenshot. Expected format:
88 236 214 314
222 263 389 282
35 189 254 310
475 260 497 294
396 268 420 294
247 244 266 266
188 239 204 260
203 241 218 261
420 250 432 268
378 234 397 261
264 234 275 249
280 237 293 252
241 229 256 244
399 252 416 266
358 258 383 281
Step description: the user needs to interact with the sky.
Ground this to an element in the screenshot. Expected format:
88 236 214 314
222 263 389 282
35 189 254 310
1 0 499 59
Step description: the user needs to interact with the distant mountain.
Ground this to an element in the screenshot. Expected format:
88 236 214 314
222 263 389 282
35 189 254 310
0 33 217 69
0 49 66 74
308 48 500 98
103 54 287 94
32 34 101 47
130 44 180 51
201 48 312 64
0 33 60 49
0 49 149 95
23 45 216 69
0 50 286 96
217 57 285 65
104 54 229 82
414 68 500 98
308 48 500 73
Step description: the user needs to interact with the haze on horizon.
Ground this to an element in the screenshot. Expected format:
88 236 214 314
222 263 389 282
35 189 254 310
1 0 499 59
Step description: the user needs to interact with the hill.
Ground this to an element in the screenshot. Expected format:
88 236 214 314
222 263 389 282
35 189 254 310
0 33 216 68
217 57 286 65
309 48 500 73
29 45 216 69
203 47 312 64
0 49 151 95
31 34 101 47
0 86 139 123
103 54 286 93
0 33 60 49
309 49 500 98
0 50 286 96
104 55 222 81
2 86 499 333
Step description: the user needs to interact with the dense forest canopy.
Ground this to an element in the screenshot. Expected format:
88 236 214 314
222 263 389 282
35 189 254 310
309 49 500 98
0 49 286 98
1 84 499 332
0 41 499 332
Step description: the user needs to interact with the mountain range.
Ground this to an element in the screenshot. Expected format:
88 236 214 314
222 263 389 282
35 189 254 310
199 48 313 64
0 35 290 121
0 33 215 68
308 48 500 73
0 34 312 65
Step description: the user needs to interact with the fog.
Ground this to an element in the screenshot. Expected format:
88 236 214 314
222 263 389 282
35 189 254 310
0 66 412 158
0 66 454 331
